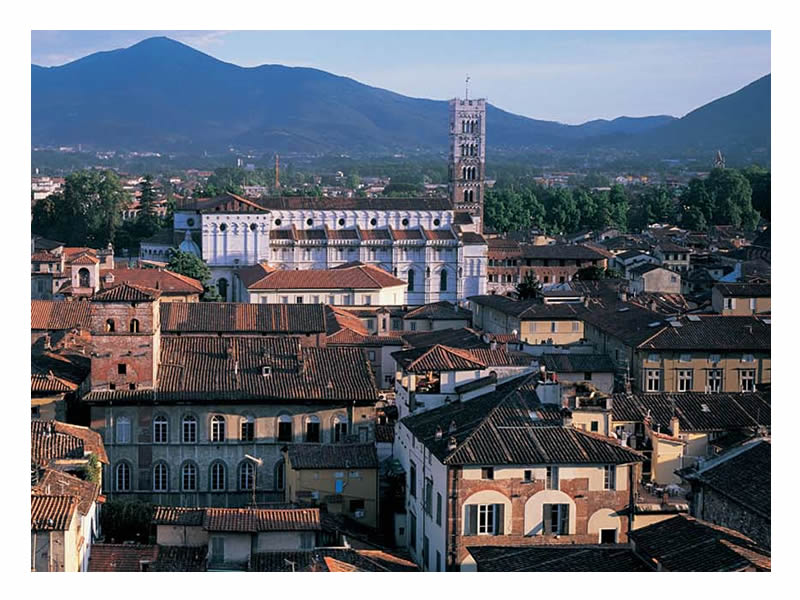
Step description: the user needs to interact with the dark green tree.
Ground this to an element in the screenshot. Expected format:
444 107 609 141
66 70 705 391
741 166 770 221
99 500 153 543
574 266 605 280
515 272 542 299
166 249 220 301
136 175 161 239
682 205 708 231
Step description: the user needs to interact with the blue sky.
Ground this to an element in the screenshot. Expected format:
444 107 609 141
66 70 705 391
31 30 770 124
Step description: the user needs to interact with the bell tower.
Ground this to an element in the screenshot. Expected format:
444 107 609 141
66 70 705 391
449 79 486 232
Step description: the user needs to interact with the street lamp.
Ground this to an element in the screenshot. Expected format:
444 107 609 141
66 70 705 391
244 454 263 507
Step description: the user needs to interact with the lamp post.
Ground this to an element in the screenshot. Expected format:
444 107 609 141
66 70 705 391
244 454 263 507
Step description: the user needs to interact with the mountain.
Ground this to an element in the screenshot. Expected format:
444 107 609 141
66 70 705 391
630 74 771 160
31 36 767 160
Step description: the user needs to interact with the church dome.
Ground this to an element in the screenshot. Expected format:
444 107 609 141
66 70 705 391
178 230 201 256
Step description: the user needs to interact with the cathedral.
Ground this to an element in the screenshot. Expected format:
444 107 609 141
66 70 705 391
146 96 489 306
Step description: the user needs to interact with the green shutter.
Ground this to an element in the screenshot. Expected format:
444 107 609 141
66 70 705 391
542 503 552 535
466 505 477 535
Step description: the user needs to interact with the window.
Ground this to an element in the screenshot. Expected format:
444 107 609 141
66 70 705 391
219 223 227 232
116 417 131 444
740 369 756 392
313 295 320 304
523 470 532 482
274 459 285 491
647 353 661 363
481 467 494 480
241 415 255 441
591 421 599 432
543 504 569 535
603 465 616 490
572 322 579 332
409 460 417 498
78 268 90 288
742 354 755 363
182 415 197 444
409 513 417 550
210 462 226 491
422 536 430 570
677 369 693 392
584 371 593 381
116 463 131 491
546 466 559 490
646 369 661 392
210 415 226 442
367 350 376 361
306 218 313 226
280 296 288 304
436 551 442 572
707 369 723 392
117 363 127 375
409 322 417 331
305 416 320 442
277 415 293 442
750 298 757 311
709 354 721 364
436 492 443 526
600 529 617 544
328 295 336 305
464 504 504 535
129 319 140 333
296 296 303 304
182 462 197 491
350 499 365 513
679 353 692 363
333 415 348 443
153 462 168 492
153 415 168 444
424 478 433 516
239 461 255 491
725 298 735 310
550 322 557 333
408 269 415 292
440 270 448 292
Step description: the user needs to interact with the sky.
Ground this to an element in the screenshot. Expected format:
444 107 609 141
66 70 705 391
31 30 770 125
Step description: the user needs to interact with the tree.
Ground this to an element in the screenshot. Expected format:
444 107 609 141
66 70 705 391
741 166 770 221
607 184 630 232
84 454 102 484
31 169 130 247
515 272 542 299
166 249 220 301
682 206 708 231
99 500 153 543
136 175 161 239
574 266 605 281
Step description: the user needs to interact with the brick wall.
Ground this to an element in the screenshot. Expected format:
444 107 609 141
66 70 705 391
697 486 770 549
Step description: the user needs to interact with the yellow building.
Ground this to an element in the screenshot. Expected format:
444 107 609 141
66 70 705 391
284 444 380 529
469 295 585 345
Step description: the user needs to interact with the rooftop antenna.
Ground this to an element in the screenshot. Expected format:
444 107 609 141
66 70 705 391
465 74 470 100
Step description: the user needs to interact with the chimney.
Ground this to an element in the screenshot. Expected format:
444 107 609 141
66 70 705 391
619 291 627 302
43 333 51 350
435 426 443 440
560 407 573 427
490 340 497 351
447 436 457 451
448 420 457 434
670 415 680 438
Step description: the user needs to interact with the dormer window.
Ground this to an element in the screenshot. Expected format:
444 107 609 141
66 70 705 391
105 319 115 333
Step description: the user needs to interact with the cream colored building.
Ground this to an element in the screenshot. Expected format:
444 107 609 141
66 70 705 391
711 283 771 315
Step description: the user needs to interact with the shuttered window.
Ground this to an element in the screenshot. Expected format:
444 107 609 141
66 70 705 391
464 504 504 535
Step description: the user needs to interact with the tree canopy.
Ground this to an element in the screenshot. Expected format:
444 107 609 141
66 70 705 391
166 249 220 301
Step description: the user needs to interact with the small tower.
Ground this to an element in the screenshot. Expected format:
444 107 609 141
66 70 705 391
449 79 487 232
89 283 162 391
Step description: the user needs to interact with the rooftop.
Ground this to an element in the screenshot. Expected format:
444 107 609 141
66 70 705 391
92 282 161 302
713 282 771 298
638 315 770 351
540 353 616 374
160 302 326 334
403 301 472 321
286 443 378 470
102 267 203 294
31 495 77 531
239 262 406 290
466 545 650 572
31 300 91 331
31 419 109 465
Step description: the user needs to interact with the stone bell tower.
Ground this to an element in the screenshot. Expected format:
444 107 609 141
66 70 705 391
449 79 487 232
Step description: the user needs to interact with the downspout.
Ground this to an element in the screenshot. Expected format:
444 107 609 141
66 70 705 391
628 462 636 534
421 445 428 571
448 466 459 570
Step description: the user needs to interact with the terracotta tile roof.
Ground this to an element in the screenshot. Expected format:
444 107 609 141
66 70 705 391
375 424 395 443
270 229 294 240
295 228 328 241
31 252 61 262
682 439 770 518
467 545 650 572
638 315 770 351
31 351 90 393
611 392 770 432
468 295 588 320
358 228 392 241
241 263 405 290
31 300 91 330
325 227 359 240
325 327 404 346
287 443 378 470
402 375 645 466
629 515 770 571
203 507 321 532
404 301 472 321
31 420 109 465
487 238 522 250
87 544 160 571
102 267 203 294
392 344 487 372
460 231 487 244
152 506 205 526
255 196 452 212
422 228 456 241
63 247 96 260
249 549 418 572
92 282 161 302
453 211 474 225
324 305 368 336
389 227 424 241
31 495 77 530
657 241 691 253
400 327 487 350
32 469 100 515
84 337 379 404
153 545 208 571
160 302 326 334
70 253 100 265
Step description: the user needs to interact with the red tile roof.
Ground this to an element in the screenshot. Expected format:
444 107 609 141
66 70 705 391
160 302 326 334
87 544 159 571
422 228 457 241
31 495 77 530
391 344 488 372
152 506 205 526
31 300 91 330
31 420 109 465
102 267 203 294
31 252 61 262
70 253 100 265
240 263 405 290
92 282 161 302
33 469 100 515
31 352 89 393
203 507 321 532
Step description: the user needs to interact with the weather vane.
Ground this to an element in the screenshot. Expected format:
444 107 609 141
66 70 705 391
465 74 470 100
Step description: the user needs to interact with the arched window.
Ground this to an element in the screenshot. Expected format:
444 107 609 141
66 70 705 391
153 415 168 444
153 462 169 492
182 462 197 491
274 459 285 491
440 270 448 292
116 417 131 444
464 190 469 203
240 414 255 441
210 415 226 442
116 462 131 492
217 278 228 301
105 319 115 333
407 269 415 292
78 268 90 288
210 461 226 491
130 319 140 333
277 414 293 442
305 415 321 443
239 461 255 491
182 415 197 444
333 414 349 443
